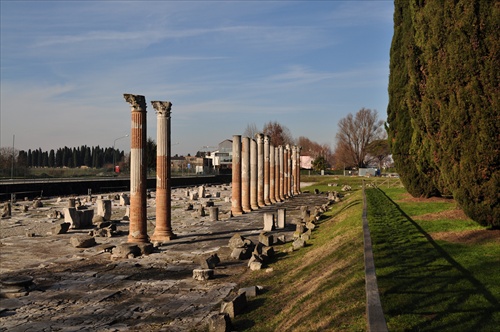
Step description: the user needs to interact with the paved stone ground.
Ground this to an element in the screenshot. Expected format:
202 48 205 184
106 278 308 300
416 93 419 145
0 184 328 331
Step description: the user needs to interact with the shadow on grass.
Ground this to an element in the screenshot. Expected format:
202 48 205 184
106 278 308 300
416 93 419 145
368 188 499 331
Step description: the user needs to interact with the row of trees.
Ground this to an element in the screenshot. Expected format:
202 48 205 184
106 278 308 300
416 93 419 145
0 145 126 177
387 0 499 227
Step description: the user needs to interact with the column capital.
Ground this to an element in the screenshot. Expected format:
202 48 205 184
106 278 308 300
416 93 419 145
123 94 147 111
151 101 172 116
255 133 264 144
264 135 270 144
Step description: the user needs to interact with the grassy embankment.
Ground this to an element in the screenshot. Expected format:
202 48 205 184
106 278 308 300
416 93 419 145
231 176 499 331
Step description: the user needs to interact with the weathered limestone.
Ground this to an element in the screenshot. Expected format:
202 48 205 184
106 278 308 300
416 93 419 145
295 146 302 195
263 213 274 231
193 269 214 281
96 199 112 221
269 143 276 204
221 292 247 318
277 208 286 229
279 145 285 201
231 135 243 215
123 93 149 243
291 146 297 196
274 146 281 202
151 100 176 242
263 135 271 205
250 138 259 210
256 133 265 207
241 136 251 213
64 207 93 229
209 206 219 221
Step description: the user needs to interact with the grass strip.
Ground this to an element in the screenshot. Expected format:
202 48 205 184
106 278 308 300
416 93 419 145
367 187 500 331
231 189 366 331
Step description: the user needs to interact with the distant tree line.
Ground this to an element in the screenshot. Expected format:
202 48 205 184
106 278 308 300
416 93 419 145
387 0 499 227
15 145 125 169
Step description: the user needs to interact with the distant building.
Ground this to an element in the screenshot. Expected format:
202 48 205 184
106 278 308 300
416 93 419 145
204 139 233 174
300 155 313 170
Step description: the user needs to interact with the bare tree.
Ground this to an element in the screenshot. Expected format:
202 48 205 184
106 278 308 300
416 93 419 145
334 108 384 168
262 121 294 146
243 123 259 139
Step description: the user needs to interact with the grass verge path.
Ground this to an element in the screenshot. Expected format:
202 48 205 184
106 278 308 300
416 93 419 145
367 187 500 331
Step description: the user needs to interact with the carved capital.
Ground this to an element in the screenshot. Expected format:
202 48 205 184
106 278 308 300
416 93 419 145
151 101 172 117
264 135 270 144
123 94 147 111
255 133 264 144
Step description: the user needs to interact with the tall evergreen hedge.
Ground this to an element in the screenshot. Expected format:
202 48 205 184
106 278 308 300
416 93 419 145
388 0 499 227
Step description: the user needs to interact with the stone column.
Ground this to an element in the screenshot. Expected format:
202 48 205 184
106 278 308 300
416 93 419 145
295 146 302 195
287 145 293 197
241 136 251 213
263 135 271 205
231 135 243 215
269 143 276 204
274 146 281 202
256 133 265 207
151 101 176 242
123 94 149 243
291 145 297 196
279 145 285 201
250 138 259 210
284 145 290 198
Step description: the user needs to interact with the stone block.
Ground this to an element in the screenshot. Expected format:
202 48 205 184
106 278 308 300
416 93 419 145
209 207 219 221
220 292 247 318
305 222 316 230
263 213 274 231
96 199 112 221
249 261 263 271
70 235 96 248
137 243 154 255
292 238 306 250
258 232 274 247
112 243 141 258
198 253 220 269
193 269 214 281
51 222 70 235
238 286 258 298
207 312 231 332
231 247 252 260
228 233 246 250
119 193 130 206
276 208 286 229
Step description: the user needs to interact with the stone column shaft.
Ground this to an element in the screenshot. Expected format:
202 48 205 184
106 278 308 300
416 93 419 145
287 146 293 197
263 135 271 205
256 134 265 207
231 135 243 215
250 139 259 210
124 94 149 243
291 146 297 196
151 101 176 242
241 137 251 212
274 146 281 202
279 145 285 201
269 143 276 204
295 146 302 195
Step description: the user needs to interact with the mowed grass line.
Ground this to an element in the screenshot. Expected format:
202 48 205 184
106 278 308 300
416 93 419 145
231 189 367 331
367 187 500 331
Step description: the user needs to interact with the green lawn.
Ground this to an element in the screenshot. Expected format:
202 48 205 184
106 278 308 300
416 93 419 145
367 187 500 331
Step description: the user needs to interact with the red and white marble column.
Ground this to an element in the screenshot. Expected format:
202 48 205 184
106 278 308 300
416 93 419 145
151 101 176 242
279 145 285 201
269 143 276 204
264 135 271 205
123 94 149 243
256 133 265 208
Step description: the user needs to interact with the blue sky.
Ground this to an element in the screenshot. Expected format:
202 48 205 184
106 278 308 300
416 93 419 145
0 0 394 156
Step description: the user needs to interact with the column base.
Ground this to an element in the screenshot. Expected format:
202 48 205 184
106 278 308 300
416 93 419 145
243 207 252 213
251 205 260 210
151 232 177 243
127 235 150 244
231 208 244 215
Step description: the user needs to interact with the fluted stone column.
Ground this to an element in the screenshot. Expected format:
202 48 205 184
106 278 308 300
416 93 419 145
151 101 176 242
231 135 243 215
123 94 149 243
283 145 288 198
250 138 259 210
274 146 281 202
284 145 291 198
269 143 276 204
256 133 265 207
291 145 297 196
279 145 285 201
295 146 302 195
241 136 251 213
263 135 271 205
288 145 293 197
